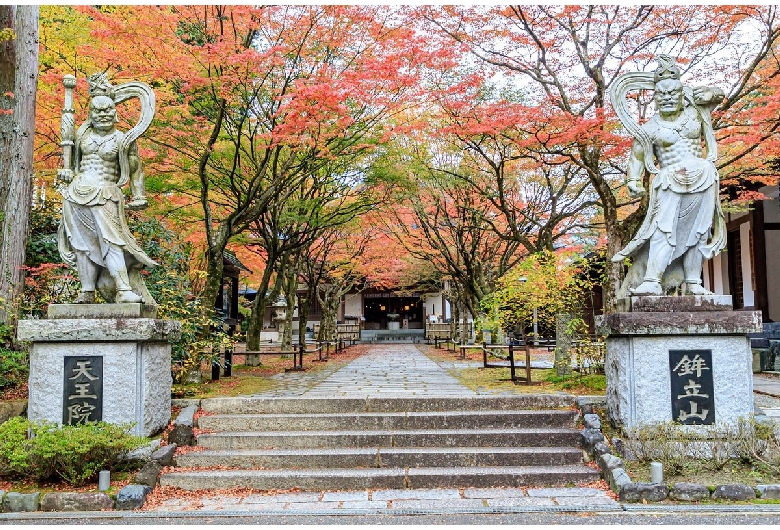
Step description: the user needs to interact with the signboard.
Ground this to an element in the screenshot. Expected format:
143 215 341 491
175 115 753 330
63 356 103 425
669 349 714 425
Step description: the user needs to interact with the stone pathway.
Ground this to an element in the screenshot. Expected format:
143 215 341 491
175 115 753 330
148 487 619 513
247 344 476 397
301 344 475 397
754 375 780 424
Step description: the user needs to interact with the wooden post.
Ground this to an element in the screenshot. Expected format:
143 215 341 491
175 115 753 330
509 344 516 382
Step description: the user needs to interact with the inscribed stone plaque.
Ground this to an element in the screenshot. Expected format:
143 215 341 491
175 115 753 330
669 349 715 425
63 356 103 425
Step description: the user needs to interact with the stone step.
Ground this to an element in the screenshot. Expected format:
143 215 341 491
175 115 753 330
160 465 600 491
197 409 578 432
175 446 585 469
197 427 581 450
199 394 575 415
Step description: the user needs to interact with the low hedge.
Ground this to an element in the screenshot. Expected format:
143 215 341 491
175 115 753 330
0 418 147 485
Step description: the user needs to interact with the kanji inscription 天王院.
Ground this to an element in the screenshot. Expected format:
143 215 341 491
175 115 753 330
63 356 103 425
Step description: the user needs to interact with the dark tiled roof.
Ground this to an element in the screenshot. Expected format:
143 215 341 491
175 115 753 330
224 249 251 273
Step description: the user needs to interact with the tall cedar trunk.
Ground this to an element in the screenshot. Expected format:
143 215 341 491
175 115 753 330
0 6 37 326
460 301 469 343
246 260 276 350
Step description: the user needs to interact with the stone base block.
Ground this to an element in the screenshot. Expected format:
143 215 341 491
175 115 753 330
21 314 180 437
616 295 733 313
606 333 753 430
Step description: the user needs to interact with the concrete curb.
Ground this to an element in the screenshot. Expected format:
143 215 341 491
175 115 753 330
4 501 780 521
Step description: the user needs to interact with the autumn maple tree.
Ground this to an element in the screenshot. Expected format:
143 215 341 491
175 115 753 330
419 5 780 311
30 6 428 325
24 5 780 340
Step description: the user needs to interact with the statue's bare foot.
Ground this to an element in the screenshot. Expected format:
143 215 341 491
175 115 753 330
115 290 143 303
126 198 148 211
77 291 96 304
685 282 711 295
630 281 662 296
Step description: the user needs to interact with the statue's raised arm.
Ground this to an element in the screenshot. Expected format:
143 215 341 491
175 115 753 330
57 72 158 305
609 55 726 298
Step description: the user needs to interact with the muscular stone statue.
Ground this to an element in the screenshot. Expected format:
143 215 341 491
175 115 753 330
610 55 726 297
57 73 157 305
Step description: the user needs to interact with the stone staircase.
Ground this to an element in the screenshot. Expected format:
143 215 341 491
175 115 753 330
160 394 599 491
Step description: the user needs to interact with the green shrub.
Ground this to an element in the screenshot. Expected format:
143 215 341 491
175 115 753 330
0 418 147 485
0 322 27 391
0 347 28 391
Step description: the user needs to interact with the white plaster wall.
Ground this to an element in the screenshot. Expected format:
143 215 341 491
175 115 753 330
729 210 748 223
766 230 780 321
740 222 755 307
423 292 443 320
710 253 725 294
343 293 362 318
760 186 780 223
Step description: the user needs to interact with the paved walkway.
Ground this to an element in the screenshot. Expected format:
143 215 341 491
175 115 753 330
754 375 780 422
301 344 475 397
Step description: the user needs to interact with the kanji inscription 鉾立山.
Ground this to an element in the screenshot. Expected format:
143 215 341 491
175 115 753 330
669 349 715 425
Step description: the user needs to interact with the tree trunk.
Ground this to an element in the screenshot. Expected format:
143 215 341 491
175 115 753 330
449 296 460 343
316 283 340 342
246 259 276 350
281 262 297 351
0 6 37 327
297 291 309 347
554 313 573 376
297 281 315 347
200 245 225 327
460 306 469 344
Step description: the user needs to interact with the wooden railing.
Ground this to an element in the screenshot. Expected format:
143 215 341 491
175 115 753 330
481 342 533 384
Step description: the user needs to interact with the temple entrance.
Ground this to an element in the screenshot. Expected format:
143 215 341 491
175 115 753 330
363 293 423 330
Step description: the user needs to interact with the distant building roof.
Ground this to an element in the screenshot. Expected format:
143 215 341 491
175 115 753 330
224 249 251 273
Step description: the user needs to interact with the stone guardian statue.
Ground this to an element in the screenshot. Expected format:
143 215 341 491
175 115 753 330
610 55 726 297
57 73 157 305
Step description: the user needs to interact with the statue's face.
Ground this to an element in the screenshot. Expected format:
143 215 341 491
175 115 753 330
89 96 117 132
654 79 684 115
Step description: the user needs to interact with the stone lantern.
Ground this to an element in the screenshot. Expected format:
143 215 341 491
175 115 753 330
272 295 287 341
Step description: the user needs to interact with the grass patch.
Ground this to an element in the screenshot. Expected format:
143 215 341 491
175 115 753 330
545 373 606 393
623 458 780 488
419 344 606 395
171 344 374 398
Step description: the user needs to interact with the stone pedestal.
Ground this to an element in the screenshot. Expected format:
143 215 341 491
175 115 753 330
599 296 761 430
17 304 181 437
